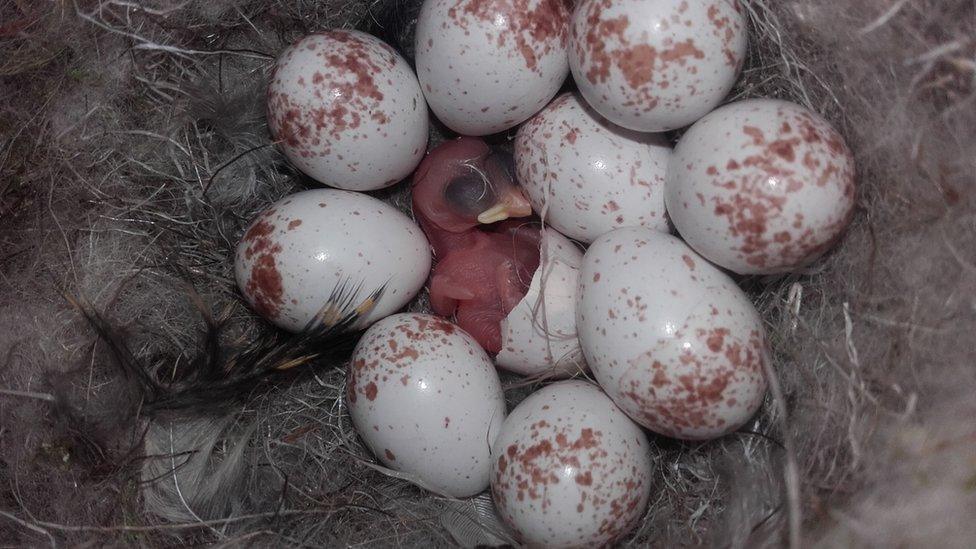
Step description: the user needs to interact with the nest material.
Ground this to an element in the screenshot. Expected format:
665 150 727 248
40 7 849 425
1 0 975 546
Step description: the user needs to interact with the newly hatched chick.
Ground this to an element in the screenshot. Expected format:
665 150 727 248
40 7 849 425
412 138 541 352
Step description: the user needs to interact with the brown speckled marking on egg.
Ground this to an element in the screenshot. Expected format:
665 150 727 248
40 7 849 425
568 0 747 132
447 0 572 73
490 381 652 546
233 190 432 333
346 313 506 498
514 93 671 243
239 210 285 319
576 228 769 440
618 324 766 438
666 99 856 274
269 32 388 155
267 31 427 190
415 0 572 135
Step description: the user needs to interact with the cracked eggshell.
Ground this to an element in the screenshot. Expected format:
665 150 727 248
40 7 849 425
515 93 671 243
347 313 506 497
490 380 653 547
569 0 747 132
497 229 585 377
415 0 572 136
576 228 767 440
665 98 856 274
234 189 431 332
267 30 428 190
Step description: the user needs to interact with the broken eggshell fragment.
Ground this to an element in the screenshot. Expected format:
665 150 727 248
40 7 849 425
347 313 506 497
496 229 586 378
490 380 653 547
665 98 856 274
576 228 768 440
267 30 428 190
234 189 431 333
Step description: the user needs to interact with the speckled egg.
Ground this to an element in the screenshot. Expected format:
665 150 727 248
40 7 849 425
234 189 431 332
569 0 747 132
577 228 767 440
490 380 653 546
497 229 585 377
415 0 573 136
347 313 506 497
515 93 671 243
665 99 856 274
267 30 428 190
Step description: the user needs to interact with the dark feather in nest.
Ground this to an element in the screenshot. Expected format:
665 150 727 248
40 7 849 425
67 280 385 414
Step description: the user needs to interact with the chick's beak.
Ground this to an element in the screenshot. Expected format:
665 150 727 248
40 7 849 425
476 189 533 224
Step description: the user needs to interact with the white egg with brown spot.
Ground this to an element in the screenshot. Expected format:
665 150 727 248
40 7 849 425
234 189 431 332
267 30 428 190
347 313 506 497
515 93 671 243
569 0 747 132
496 229 585 377
577 228 767 440
490 380 653 546
415 0 573 136
666 98 856 274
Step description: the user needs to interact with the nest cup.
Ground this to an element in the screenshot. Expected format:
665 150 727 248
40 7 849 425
0 0 974 547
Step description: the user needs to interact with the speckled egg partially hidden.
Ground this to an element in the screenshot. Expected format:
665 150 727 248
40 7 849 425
491 380 653 547
569 0 747 132
577 228 767 440
666 98 856 274
415 0 573 135
515 93 671 243
234 189 431 332
267 30 428 190
347 313 506 497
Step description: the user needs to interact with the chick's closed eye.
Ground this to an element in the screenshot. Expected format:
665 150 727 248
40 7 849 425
443 169 496 217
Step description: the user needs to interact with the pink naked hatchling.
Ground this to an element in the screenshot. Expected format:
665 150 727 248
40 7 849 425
411 137 542 354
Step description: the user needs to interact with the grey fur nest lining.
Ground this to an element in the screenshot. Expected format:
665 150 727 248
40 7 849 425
1 0 974 546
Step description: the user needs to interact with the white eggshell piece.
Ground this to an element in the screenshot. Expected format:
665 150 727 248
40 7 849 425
234 189 431 332
267 30 428 190
415 0 572 136
516 93 672 243
666 98 856 274
490 380 653 546
569 0 747 132
577 228 767 440
497 230 585 377
347 313 506 497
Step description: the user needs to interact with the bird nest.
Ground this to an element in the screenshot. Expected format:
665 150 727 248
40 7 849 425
1 0 974 546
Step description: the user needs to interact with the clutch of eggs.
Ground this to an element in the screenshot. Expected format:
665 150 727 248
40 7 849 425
268 30 428 190
239 0 859 540
234 189 431 333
